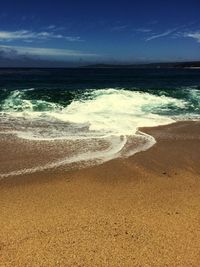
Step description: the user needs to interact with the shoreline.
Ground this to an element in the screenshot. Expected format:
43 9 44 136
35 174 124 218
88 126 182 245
0 119 179 181
1 121 200 266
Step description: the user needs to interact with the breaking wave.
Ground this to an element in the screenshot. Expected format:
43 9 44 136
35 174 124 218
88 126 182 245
0 87 199 178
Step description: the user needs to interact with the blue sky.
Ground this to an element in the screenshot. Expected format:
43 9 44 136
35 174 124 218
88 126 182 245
0 0 200 66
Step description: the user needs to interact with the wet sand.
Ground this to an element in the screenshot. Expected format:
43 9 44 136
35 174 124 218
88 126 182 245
0 121 200 266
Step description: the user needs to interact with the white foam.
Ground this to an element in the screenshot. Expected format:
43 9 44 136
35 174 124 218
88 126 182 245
0 88 187 178
0 133 157 180
49 89 183 134
4 89 185 136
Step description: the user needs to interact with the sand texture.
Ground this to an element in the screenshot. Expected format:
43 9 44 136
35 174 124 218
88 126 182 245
0 121 200 266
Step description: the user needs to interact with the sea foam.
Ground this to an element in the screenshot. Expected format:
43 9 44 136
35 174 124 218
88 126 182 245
0 88 190 178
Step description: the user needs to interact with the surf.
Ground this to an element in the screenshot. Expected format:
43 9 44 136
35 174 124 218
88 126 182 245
0 87 198 178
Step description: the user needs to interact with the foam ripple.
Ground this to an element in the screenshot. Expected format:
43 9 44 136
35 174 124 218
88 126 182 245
0 88 198 177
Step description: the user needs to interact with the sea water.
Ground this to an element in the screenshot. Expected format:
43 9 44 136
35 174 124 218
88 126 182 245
0 68 199 177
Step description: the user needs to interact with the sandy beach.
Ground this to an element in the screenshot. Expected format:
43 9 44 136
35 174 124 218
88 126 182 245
1 121 200 266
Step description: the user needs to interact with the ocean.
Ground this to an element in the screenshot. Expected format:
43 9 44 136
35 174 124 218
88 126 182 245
0 68 200 177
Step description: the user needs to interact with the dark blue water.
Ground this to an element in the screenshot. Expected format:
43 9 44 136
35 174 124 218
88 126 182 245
0 68 200 90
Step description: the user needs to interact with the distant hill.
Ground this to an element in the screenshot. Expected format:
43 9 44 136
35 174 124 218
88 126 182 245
82 61 200 69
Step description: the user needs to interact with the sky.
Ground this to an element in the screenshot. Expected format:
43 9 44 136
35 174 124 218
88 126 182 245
0 0 200 67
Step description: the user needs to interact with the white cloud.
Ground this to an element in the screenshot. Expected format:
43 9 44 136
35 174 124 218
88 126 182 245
0 30 82 42
47 25 56 30
65 36 82 41
111 25 128 31
44 25 66 32
184 31 200 43
0 45 98 58
146 29 177 41
135 28 152 33
145 24 200 42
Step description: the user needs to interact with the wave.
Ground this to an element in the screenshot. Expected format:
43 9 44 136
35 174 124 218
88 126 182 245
1 89 62 112
0 87 199 177
0 88 185 139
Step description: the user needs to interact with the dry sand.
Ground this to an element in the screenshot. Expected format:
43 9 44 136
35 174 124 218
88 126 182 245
0 121 200 266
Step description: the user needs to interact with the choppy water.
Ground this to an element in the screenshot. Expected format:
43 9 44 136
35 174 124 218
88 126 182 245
0 68 200 177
